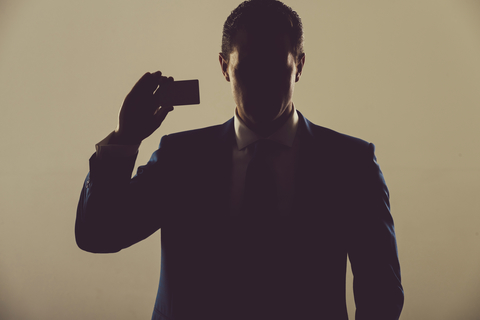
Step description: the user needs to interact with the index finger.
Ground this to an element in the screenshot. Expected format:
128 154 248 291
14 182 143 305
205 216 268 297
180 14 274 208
153 76 175 106
131 71 166 95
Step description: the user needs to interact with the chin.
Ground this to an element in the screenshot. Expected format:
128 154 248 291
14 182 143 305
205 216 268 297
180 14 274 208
245 102 283 121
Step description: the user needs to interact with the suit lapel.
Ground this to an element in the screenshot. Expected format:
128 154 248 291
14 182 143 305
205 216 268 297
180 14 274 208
293 112 325 216
203 118 235 216
292 112 349 253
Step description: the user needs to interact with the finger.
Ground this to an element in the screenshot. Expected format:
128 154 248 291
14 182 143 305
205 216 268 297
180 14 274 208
132 71 165 95
153 76 175 106
157 75 174 85
153 105 174 126
153 75 173 92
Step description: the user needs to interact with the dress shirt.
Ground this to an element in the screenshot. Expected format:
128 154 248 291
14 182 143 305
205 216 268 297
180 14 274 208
96 105 300 216
231 106 299 216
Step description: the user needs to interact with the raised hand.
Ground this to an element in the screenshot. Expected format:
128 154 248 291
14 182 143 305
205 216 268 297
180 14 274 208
111 71 174 145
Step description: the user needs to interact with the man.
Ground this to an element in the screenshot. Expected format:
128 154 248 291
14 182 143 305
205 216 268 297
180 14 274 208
76 0 404 319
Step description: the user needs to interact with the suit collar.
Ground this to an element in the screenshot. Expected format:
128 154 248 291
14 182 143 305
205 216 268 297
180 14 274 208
219 109 314 147
218 110 323 217
218 117 235 146
296 110 316 142
233 107 299 150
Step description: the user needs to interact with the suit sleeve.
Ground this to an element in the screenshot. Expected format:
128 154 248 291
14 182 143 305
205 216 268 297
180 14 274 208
75 135 173 253
347 143 404 320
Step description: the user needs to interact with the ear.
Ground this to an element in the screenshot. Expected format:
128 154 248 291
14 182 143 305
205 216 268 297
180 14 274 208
219 53 230 82
295 53 306 83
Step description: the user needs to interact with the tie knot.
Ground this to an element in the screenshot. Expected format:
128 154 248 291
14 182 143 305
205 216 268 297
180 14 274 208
251 139 278 158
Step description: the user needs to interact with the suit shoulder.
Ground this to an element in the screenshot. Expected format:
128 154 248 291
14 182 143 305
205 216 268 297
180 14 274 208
158 119 233 151
164 123 223 141
304 119 381 178
306 120 371 152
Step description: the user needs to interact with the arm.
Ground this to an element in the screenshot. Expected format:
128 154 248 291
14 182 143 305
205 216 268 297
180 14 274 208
75 136 173 253
75 72 175 253
348 143 404 320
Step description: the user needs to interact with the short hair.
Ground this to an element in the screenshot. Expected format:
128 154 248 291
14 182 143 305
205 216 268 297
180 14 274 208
221 0 304 61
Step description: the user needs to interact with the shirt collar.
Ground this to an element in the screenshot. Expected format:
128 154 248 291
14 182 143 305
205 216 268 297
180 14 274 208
234 104 299 150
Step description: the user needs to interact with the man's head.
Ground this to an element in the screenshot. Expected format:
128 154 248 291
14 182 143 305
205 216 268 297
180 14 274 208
219 0 305 135
221 0 304 63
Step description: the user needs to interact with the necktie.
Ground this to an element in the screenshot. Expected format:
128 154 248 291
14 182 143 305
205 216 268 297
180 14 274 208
236 139 284 309
242 139 278 217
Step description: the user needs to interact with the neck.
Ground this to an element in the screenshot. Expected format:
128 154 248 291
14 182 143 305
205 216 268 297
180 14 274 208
238 104 294 137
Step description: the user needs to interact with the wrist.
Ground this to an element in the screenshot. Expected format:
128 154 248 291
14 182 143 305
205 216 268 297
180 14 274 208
110 130 142 145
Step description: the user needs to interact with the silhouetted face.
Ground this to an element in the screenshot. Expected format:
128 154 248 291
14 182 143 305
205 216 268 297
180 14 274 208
221 30 303 128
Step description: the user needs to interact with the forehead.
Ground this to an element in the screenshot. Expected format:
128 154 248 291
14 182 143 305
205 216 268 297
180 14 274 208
231 29 292 60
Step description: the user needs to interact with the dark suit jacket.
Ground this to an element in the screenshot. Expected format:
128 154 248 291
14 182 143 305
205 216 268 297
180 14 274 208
76 111 404 320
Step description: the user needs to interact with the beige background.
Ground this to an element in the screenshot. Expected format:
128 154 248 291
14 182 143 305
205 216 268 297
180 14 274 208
1 0 479 319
